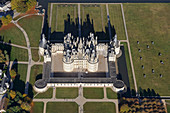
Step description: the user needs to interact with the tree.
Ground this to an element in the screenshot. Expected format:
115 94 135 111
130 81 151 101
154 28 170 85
120 104 131 113
0 50 6 62
9 90 16 99
1 15 12 26
11 0 36 13
11 0 28 13
0 20 2 28
6 90 33 112
21 102 31 111
10 69 17 78
6 15 12 22
26 0 36 10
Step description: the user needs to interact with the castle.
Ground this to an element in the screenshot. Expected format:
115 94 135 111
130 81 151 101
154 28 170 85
35 32 125 93
39 33 120 72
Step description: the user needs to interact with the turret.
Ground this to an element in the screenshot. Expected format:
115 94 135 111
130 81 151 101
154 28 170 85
39 34 47 56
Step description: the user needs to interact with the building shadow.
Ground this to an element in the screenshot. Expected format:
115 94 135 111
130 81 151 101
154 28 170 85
45 13 116 43
35 73 42 81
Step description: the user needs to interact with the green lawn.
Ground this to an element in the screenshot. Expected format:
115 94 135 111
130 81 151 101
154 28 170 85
109 4 126 40
30 65 43 86
123 3 170 95
84 102 116 113
121 42 135 91
17 64 28 82
10 47 28 61
11 64 28 82
18 15 43 47
51 4 78 33
0 23 26 46
83 88 104 99
46 102 78 113
81 4 107 32
106 88 118 99
34 88 53 99
48 3 51 24
31 49 39 62
166 101 170 113
31 102 44 113
56 87 78 99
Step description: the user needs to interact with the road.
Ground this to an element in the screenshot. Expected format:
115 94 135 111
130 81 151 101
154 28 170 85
120 3 138 93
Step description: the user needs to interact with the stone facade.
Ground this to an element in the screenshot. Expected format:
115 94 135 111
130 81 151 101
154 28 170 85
39 33 120 72
37 32 125 93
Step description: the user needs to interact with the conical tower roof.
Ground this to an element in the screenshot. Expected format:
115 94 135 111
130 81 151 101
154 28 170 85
39 34 47 48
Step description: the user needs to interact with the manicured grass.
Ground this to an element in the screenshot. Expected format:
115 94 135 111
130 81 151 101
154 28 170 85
81 4 107 32
109 4 126 40
46 102 78 113
83 88 104 99
121 42 135 91
0 23 26 46
31 102 44 113
84 102 116 113
12 64 28 82
35 88 53 99
10 47 28 61
56 87 78 99
31 49 39 62
106 88 118 99
18 15 43 47
48 3 51 24
123 4 170 95
166 101 170 113
51 4 78 33
17 64 28 82
30 65 43 85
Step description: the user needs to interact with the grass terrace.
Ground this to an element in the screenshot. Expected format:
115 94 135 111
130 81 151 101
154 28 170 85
166 100 170 113
18 15 43 47
31 102 44 113
34 88 53 99
123 3 170 95
31 49 40 62
81 4 108 40
121 42 135 91
51 4 78 33
106 88 118 99
0 23 26 46
56 87 78 99
17 64 28 82
108 4 126 40
83 88 104 99
81 4 107 32
84 102 116 113
46 102 78 113
10 47 28 61
30 65 43 86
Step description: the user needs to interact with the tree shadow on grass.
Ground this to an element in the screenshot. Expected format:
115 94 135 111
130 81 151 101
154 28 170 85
0 39 12 60
12 74 25 94
11 59 18 73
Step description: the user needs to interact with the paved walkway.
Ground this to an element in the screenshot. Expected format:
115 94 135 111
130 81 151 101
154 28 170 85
0 41 28 49
12 21 32 83
120 3 138 93
11 13 43 83
34 86 119 113
103 86 107 99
